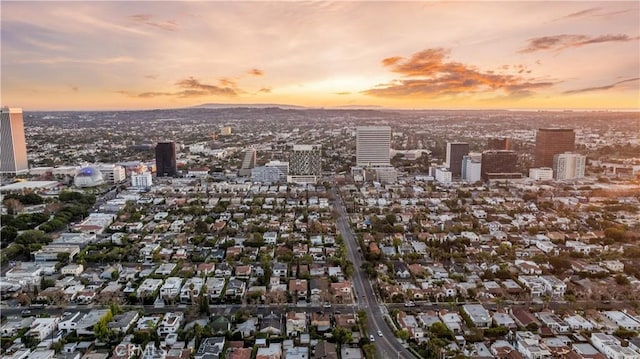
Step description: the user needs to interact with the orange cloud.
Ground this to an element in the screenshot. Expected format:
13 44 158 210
258 87 271 93
519 34 638 53
364 48 553 98
248 68 264 76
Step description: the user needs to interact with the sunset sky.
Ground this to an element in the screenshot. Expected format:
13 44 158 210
1 1 639 110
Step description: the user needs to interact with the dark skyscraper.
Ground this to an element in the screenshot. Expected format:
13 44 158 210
446 142 469 178
487 138 510 150
535 129 575 168
481 150 518 181
155 141 177 177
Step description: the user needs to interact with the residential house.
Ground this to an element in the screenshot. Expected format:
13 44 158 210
194 337 225 359
286 312 306 337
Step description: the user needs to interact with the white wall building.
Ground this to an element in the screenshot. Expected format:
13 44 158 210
131 171 153 188
356 126 391 167
529 167 554 181
553 152 586 180
96 164 127 183
434 167 452 184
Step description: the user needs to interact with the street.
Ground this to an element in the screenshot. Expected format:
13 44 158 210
332 188 414 359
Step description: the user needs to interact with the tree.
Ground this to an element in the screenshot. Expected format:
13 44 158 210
395 329 410 341
331 327 353 344
57 252 70 264
362 343 377 359
1 226 18 243
3 198 24 215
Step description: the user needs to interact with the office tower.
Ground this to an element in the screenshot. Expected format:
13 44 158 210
445 142 469 178
535 128 575 168
553 152 586 180
220 126 232 136
0 107 29 174
487 138 510 150
155 141 177 177
462 154 482 183
529 167 554 181
481 150 518 181
356 126 391 167
290 145 321 176
239 148 257 176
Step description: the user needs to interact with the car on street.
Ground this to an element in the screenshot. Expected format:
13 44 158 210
377 330 383 337
405 301 416 307
21 310 31 317
369 334 375 342
323 302 332 308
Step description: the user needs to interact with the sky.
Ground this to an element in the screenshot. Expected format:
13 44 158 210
1 1 639 111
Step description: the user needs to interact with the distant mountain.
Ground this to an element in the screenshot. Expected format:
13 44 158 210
192 103 309 110
330 105 386 110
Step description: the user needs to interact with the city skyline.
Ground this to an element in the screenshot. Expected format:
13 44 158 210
1 1 639 111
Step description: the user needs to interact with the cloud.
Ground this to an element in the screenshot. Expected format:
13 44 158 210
335 92 351 95
70 86 79 92
145 74 158 80
563 77 640 94
258 88 271 93
363 48 553 98
120 76 239 99
248 68 264 76
129 14 179 31
561 7 601 19
218 78 237 87
175 77 238 97
519 34 638 53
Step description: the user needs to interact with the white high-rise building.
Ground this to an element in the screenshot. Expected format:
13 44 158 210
0 107 29 174
131 171 153 188
462 155 482 183
356 126 391 167
553 153 586 180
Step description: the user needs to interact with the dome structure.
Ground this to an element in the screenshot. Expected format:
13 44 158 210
74 166 104 188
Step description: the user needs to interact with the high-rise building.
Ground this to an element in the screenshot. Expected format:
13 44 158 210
487 138 510 150
356 126 391 167
445 142 469 178
239 148 257 176
481 150 518 181
553 152 586 180
220 126 232 136
462 154 482 183
0 107 29 174
155 142 177 177
290 145 321 176
535 128 575 168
